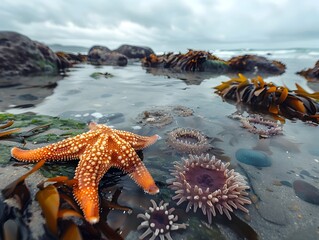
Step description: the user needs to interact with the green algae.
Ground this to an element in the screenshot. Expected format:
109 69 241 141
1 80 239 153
40 163 77 179
27 133 63 144
90 72 114 79
0 145 13 164
0 113 86 177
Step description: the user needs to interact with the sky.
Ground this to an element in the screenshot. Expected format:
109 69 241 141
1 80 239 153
1 0 319 52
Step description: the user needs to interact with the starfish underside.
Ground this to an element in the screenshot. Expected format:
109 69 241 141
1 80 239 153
11 122 159 224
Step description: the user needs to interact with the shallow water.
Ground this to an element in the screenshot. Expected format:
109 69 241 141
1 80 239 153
3 48 319 239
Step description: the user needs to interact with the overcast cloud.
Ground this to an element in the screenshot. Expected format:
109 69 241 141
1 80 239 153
1 0 319 51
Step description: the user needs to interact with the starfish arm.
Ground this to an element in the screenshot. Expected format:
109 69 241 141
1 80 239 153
11 129 102 162
73 134 111 224
113 129 159 150
110 133 159 194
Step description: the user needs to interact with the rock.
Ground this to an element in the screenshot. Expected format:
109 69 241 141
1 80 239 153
141 50 228 72
0 31 60 76
293 180 319 205
114 44 154 59
228 55 286 75
87 45 128 66
87 45 110 63
297 60 319 81
235 148 272 167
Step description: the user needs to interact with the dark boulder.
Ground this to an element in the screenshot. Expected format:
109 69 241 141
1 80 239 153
228 55 286 75
87 45 111 63
114 44 154 59
87 45 127 66
297 60 319 81
0 31 60 76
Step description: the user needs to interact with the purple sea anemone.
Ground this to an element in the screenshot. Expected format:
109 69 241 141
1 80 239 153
167 128 211 154
240 114 283 137
168 154 251 223
137 199 187 240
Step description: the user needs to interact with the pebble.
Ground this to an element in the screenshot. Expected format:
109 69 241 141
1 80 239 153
235 148 272 167
292 180 319 205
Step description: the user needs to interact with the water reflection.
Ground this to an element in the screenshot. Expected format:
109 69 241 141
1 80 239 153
0 75 62 111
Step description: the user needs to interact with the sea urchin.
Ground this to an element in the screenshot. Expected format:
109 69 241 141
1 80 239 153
168 154 251 223
137 199 187 240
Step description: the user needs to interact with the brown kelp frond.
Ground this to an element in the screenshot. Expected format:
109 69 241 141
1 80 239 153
0 120 20 138
36 185 60 235
2 159 127 239
142 49 227 71
214 74 319 123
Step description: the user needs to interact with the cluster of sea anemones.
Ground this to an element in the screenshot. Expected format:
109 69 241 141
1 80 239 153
168 154 251 223
167 128 211 154
137 199 187 240
240 114 283 137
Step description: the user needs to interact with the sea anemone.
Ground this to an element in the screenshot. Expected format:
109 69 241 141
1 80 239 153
240 114 283 137
171 105 194 117
137 199 187 240
137 109 173 127
168 154 251 223
167 128 211 154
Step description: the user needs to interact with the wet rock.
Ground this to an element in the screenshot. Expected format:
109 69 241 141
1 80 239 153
0 31 60 76
228 55 286 75
18 94 38 101
292 180 319 205
114 44 154 59
88 45 127 66
235 148 272 167
256 201 287 226
285 226 319 240
142 50 228 72
297 60 319 81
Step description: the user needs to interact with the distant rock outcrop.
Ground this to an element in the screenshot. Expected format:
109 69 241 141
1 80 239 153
297 60 319 81
0 31 60 76
142 51 286 76
228 55 286 75
87 45 128 66
115 44 154 59
141 50 229 72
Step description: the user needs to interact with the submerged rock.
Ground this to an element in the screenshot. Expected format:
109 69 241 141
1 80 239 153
293 180 319 205
235 148 272 167
297 60 319 81
0 31 60 76
114 44 154 59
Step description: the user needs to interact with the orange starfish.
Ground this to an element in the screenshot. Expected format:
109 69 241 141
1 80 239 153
11 122 159 224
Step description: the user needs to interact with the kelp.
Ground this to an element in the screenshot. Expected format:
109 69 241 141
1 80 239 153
142 49 228 72
0 120 20 139
214 74 319 123
1 159 129 239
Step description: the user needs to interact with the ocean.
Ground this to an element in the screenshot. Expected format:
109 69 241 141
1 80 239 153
2 48 319 239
